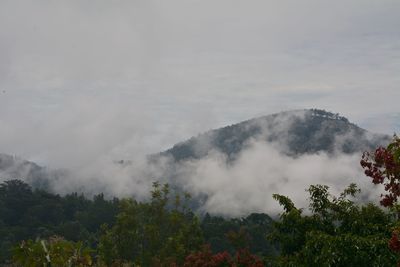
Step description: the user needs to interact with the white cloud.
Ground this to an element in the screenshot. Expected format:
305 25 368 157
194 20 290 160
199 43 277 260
164 139 378 216
0 1 397 211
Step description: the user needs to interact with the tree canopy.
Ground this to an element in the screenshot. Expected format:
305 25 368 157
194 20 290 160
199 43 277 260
2 135 400 266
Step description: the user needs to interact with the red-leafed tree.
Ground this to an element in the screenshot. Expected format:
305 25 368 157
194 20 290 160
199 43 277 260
361 135 400 263
361 135 400 207
183 245 233 267
183 245 263 267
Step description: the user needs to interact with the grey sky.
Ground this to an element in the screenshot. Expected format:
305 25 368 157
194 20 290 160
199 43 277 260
0 0 399 168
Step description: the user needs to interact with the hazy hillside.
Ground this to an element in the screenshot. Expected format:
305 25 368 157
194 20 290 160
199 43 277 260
0 109 390 197
0 154 50 188
0 154 68 191
158 109 389 162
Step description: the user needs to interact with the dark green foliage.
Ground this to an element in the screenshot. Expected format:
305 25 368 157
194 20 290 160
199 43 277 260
0 179 277 265
98 182 204 266
12 236 93 267
201 213 277 257
301 232 396 267
2 178 398 266
0 180 35 225
269 184 398 266
0 179 119 263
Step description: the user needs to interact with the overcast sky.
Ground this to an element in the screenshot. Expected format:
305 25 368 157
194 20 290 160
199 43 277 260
0 0 399 168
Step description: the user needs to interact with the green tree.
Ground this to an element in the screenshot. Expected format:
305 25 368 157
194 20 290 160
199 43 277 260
12 236 93 267
201 213 276 257
269 184 397 266
0 179 119 263
0 180 35 226
98 182 203 266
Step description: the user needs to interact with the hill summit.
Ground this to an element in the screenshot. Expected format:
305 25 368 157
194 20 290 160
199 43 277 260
0 109 389 194
159 109 388 162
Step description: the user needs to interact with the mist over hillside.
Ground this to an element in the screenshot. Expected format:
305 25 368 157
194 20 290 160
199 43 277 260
0 109 390 216
0 153 61 190
159 109 387 162
151 109 389 215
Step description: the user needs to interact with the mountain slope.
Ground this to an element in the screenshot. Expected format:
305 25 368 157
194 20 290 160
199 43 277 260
158 109 389 162
0 154 51 188
0 109 390 194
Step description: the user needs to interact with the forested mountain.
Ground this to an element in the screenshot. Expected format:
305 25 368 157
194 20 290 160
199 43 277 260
0 111 398 266
158 109 389 162
0 154 53 190
0 109 390 193
0 180 277 264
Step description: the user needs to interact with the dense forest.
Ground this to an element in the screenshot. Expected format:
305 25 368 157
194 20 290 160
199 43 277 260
1 135 400 266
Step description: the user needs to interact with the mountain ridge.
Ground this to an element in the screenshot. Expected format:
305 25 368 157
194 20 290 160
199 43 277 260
157 109 389 162
0 109 391 193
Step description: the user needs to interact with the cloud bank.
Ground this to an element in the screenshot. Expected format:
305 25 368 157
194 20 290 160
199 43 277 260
0 1 396 215
174 141 375 216
0 0 399 167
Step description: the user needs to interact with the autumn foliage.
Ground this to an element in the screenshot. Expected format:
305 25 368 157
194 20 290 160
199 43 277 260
361 135 400 207
5 136 400 266
183 245 233 267
361 135 400 264
183 245 263 267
